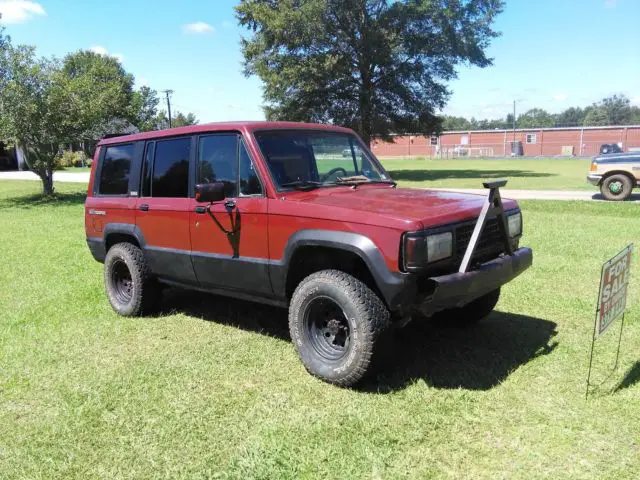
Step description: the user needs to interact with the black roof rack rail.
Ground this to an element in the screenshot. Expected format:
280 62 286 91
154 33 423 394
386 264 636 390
101 133 132 139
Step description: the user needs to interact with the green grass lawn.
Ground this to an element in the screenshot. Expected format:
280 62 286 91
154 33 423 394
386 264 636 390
379 157 593 191
1 181 638 479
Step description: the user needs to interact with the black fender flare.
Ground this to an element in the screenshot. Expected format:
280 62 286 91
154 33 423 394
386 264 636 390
87 223 147 262
271 229 411 310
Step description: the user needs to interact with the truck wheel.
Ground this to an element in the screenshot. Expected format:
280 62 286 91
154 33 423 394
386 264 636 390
104 242 160 316
288 270 390 387
437 288 501 327
600 174 633 201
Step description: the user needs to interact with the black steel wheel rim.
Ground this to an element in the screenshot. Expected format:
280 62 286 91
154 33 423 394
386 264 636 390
112 259 133 305
304 296 351 361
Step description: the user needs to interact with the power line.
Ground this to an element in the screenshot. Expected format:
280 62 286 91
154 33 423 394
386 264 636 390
162 90 174 128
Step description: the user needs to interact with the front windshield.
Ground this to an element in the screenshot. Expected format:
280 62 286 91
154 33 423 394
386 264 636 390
254 130 390 190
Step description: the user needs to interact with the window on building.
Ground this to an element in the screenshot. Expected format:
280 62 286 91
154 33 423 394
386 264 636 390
239 141 262 196
151 137 190 197
430 136 438 146
198 135 238 198
526 133 537 144
460 135 469 145
99 144 134 195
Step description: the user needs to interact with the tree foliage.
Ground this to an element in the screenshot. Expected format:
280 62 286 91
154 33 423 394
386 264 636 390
154 110 199 130
236 0 504 144
441 94 640 131
0 24 135 195
129 85 160 132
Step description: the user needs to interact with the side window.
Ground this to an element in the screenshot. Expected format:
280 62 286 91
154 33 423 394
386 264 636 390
152 137 190 198
98 144 134 195
198 135 238 197
239 141 263 196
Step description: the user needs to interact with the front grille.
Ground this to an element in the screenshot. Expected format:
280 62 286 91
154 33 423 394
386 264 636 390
454 217 505 264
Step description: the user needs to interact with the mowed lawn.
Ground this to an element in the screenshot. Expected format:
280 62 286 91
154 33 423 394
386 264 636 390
1 180 639 479
379 157 593 191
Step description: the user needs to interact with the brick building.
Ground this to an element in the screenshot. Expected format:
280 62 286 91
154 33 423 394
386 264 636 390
370 125 640 158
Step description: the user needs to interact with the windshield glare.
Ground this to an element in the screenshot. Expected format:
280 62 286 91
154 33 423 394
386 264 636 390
254 130 389 189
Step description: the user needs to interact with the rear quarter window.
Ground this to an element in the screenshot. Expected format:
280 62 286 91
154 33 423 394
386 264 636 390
99 144 134 195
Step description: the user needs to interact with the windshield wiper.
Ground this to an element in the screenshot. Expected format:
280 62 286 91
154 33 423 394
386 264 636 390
280 180 324 190
335 176 397 188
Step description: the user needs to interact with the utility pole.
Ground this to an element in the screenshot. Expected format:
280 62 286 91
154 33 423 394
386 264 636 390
162 90 174 128
512 100 516 142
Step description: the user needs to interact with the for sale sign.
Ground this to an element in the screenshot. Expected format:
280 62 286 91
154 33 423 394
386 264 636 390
596 244 633 337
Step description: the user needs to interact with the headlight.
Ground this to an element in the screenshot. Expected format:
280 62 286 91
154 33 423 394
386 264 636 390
507 212 522 237
427 232 453 262
403 231 453 270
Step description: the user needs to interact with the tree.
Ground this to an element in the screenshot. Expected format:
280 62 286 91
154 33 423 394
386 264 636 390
129 86 160 132
0 26 136 195
236 0 504 145
517 108 555 129
442 115 471 131
154 110 198 130
555 107 585 127
598 94 632 126
583 107 609 126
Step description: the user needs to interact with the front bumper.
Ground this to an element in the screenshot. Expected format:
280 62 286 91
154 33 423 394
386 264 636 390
587 174 602 186
414 247 533 317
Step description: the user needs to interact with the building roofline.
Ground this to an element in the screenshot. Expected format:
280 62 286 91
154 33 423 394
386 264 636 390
436 125 640 135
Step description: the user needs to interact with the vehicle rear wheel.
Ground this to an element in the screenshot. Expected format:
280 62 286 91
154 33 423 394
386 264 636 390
104 242 161 316
436 288 501 327
288 269 390 387
600 174 633 201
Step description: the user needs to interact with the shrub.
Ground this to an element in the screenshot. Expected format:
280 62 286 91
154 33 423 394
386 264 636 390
57 150 87 168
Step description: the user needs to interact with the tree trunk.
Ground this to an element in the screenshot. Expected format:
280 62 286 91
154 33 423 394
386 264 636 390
40 167 54 196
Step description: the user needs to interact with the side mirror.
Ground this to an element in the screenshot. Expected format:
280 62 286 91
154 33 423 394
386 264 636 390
195 182 226 203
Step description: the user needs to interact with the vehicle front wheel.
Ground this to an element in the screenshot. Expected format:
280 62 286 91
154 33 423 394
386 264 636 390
288 270 390 387
600 174 633 201
104 242 160 316
436 288 501 327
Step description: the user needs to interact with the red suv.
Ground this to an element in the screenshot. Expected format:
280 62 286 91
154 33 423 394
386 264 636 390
85 122 532 386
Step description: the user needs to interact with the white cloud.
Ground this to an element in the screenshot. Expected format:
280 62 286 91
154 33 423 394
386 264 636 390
553 93 568 102
183 21 214 34
0 1 46 24
604 0 616 7
89 45 124 63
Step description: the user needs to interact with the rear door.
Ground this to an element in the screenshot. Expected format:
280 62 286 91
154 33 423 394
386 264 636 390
135 136 197 284
189 133 271 295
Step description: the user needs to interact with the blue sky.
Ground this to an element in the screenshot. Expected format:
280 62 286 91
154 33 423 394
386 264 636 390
1 0 639 123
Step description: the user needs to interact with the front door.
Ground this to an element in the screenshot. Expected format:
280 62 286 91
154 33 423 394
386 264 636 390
189 134 271 295
135 136 197 284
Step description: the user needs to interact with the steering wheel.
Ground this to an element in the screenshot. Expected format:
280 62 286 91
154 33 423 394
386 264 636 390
320 167 348 182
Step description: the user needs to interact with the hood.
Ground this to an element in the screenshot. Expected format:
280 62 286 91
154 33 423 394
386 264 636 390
284 185 518 230
594 152 640 163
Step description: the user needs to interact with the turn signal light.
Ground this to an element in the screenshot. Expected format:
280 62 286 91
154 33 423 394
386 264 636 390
590 162 598 172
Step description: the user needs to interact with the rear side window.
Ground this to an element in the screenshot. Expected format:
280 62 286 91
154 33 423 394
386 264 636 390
99 144 134 195
149 137 190 198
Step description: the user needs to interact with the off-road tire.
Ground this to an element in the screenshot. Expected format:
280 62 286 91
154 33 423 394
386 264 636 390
437 288 501 327
104 242 160 316
288 269 391 387
600 174 633 201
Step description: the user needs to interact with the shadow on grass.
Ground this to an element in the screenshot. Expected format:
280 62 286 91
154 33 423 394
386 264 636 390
159 288 291 341
614 361 640 392
388 169 556 182
0 191 87 209
591 193 640 202
363 311 558 392
158 289 558 391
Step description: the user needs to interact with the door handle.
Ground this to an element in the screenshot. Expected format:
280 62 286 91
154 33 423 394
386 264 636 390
194 206 208 214
139 204 149 211
224 200 236 209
